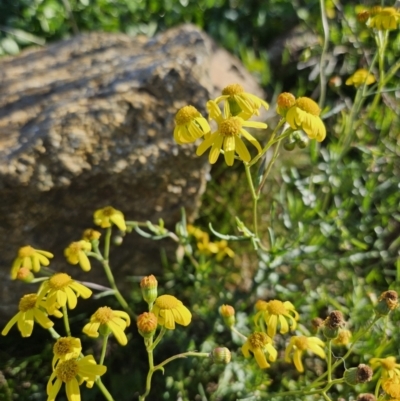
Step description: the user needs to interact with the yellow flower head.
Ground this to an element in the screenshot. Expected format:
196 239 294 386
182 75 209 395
174 105 210 144
357 10 370 23
137 312 158 338
82 229 101 242
345 69 376 88
370 356 400 379
1 293 54 337
11 245 53 280
254 299 299 338
242 332 277 369
220 304 235 327
37 273 92 311
52 337 82 368
187 224 207 241
64 240 92 272
332 329 352 346
47 355 106 401
93 206 126 231
368 7 400 30
383 376 400 398
151 294 192 330
285 335 326 373
196 100 266 166
214 83 269 120
83 306 131 346
286 97 326 142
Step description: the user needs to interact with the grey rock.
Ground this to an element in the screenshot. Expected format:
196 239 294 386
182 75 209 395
0 24 265 323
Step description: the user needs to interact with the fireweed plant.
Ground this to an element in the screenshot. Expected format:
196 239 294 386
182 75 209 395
2 4 400 401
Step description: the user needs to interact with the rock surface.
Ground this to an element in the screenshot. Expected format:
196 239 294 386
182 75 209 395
0 24 265 323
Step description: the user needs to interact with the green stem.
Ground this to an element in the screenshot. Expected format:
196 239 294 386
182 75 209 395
231 326 248 341
48 327 61 339
99 334 110 365
327 340 332 383
277 378 343 397
318 0 330 108
149 327 166 351
92 238 137 320
62 305 71 337
96 377 115 401
244 163 259 237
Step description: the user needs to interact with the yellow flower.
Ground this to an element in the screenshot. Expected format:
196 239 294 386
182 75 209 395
47 355 106 401
187 224 208 241
174 105 210 144
1 293 54 337
82 229 101 242
286 97 326 142
52 337 82 368
383 376 400 398
370 357 400 379
93 206 126 231
368 7 400 30
151 295 192 330
242 332 277 369
196 100 266 166
285 335 326 373
214 83 269 120
64 240 92 272
345 69 376 88
10 245 53 280
332 329 352 346
83 307 131 346
254 299 299 338
38 273 92 311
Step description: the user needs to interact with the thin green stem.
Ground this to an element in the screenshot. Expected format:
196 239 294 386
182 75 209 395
62 305 71 337
244 163 259 237
318 0 330 108
231 326 248 341
149 327 166 351
99 334 110 365
154 352 209 372
96 377 115 401
257 139 282 195
327 340 332 383
104 227 112 261
276 378 344 397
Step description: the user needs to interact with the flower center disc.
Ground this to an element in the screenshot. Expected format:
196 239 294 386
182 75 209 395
294 336 309 350
56 359 79 382
54 338 73 356
219 117 242 136
18 246 35 258
156 295 180 309
222 83 244 96
49 273 73 290
175 106 199 125
19 294 37 311
94 306 114 324
267 300 287 315
296 97 321 116
249 332 269 348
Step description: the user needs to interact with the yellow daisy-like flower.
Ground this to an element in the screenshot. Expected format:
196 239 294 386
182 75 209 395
196 100 266 166
64 240 92 272
10 245 53 280
82 306 131 346
215 83 269 120
254 299 299 338
37 273 92 311
151 294 192 330
383 376 400 398
370 357 400 379
93 206 126 231
187 224 208 241
47 355 107 401
242 332 277 369
345 69 376 88
52 337 82 368
174 105 210 144
286 97 326 142
1 293 54 337
368 7 400 30
285 335 326 373
82 229 101 242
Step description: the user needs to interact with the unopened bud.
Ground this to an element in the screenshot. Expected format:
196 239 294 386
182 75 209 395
276 92 296 116
333 329 352 346
113 235 123 246
211 347 231 364
375 290 398 316
219 304 235 327
137 312 158 338
311 317 324 333
344 364 373 386
16 267 34 283
82 229 101 242
140 275 158 305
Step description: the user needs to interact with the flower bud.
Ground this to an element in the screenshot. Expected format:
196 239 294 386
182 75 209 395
219 304 235 328
113 235 123 246
375 290 398 316
344 364 373 386
211 347 231 364
333 329 352 346
82 229 102 242
283 139 296 151
276 92 296 116
323 310 345 339
140 275 158 305
311 317 324 333
16 267 34 283
137 312 158 338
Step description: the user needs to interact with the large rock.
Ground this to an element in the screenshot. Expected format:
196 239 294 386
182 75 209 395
0 25 265 322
